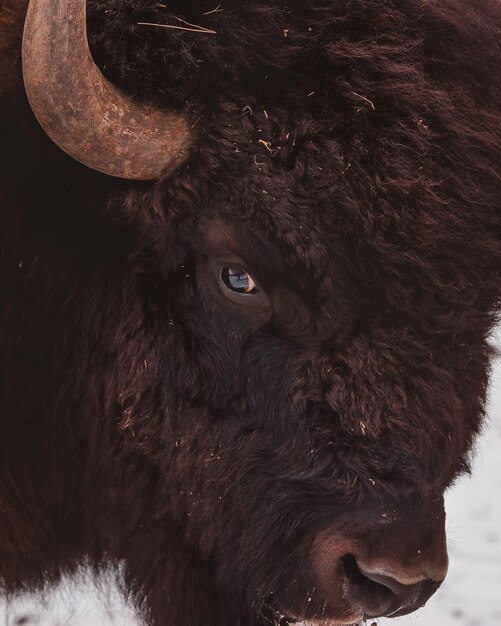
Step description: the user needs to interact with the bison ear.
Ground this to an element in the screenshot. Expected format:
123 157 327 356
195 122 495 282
22 0 193 180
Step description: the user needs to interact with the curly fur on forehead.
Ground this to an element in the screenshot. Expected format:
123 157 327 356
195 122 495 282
85 0 501 316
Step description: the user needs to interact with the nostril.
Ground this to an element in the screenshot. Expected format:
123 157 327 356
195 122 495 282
359 566 415 597
342 555 396 618
341 555 442 619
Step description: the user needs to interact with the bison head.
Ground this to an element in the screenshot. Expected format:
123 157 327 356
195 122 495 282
10 0 501 624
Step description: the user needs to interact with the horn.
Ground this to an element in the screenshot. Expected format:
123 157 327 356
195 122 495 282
22 0 191 180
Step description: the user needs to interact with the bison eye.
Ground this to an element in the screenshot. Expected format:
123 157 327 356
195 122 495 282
220 267 258 295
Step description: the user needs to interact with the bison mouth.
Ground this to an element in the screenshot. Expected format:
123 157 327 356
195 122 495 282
262 595 365 626
262 595 298 624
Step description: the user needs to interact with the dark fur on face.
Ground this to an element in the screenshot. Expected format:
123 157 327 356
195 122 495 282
1 1 501 625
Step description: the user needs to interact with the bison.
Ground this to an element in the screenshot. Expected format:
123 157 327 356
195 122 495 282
1 0 500 624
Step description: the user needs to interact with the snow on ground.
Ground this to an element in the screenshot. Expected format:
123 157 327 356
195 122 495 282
2 350 501 626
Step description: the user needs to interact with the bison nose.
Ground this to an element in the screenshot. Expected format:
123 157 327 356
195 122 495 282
312 498 448 622
341 553 447 618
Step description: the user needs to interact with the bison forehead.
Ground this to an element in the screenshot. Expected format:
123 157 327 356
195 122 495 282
83 0 501 331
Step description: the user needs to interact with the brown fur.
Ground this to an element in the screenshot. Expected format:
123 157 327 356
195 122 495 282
1 1 501 625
